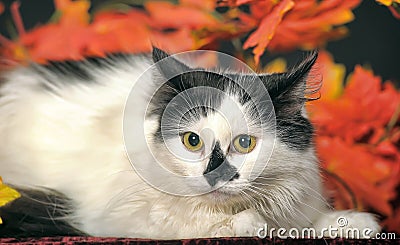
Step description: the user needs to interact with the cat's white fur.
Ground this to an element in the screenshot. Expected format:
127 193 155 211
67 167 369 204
0 54 380 239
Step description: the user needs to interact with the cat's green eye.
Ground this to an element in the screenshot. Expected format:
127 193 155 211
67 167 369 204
182 132 203 152
233 134 256 154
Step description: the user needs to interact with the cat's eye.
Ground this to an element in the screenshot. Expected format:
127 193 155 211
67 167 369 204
233 134 256 154
182 132 204 152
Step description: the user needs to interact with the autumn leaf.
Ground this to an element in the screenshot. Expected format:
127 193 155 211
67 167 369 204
238 0 362 63
243 0 295 64
264 58 287 73
180 0 216 10
88 11 152 56
145 1 218 29
0 177 21 224
376 0 400 19
315 50 345 101
306 51 345 120
54 0 90 26
311 66 400 143
376 0 394 5
2 0 92 62
317 136 398 216
0 0 362 65
268 0 360 52
376 0 400 6
308 53 400 233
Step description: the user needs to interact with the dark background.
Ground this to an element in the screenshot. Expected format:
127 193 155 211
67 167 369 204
0 0 399 84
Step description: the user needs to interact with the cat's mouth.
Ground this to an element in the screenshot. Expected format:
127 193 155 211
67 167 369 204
207 189 235 202
205 184 243 202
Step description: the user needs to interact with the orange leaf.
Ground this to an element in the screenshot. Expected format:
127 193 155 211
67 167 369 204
54 0 90 26
243 0 294 64
180 0 216 10
317 137 398 216
267 0 361 52
310 61 400 229
150 28 197 52
316 50 345 101
88 11 152 56
20 24 91 62
145 2 218 29
1 0 362 64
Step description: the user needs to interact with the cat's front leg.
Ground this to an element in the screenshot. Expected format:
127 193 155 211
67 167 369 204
210 209 265 237
314 210 381 238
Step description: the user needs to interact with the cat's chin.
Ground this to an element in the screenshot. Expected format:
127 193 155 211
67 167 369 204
202 187 242 203
205 190 235 203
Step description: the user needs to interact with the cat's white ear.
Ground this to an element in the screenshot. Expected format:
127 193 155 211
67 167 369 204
152 47 191 79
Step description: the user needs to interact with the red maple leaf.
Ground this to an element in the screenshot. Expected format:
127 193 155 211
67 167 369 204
309 53 400 233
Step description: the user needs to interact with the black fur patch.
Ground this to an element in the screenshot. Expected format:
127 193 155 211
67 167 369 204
149 70 231 141
228 51 318 151
32 53 135 87
276 115 314 150
266 51 318 150
0 187 85 237
39 60 93 81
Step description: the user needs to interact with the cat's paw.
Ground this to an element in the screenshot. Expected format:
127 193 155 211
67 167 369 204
314 210 381 238
210 225 234 237
230 209 265 237
210 209 265 237
210 220 234 237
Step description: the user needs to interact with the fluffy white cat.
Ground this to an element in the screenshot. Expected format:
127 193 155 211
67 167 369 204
0 48 380 239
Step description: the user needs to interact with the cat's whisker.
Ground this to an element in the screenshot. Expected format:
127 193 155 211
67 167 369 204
247 185 302 226
253 182 330 210
105 182 154 211
252 177 329 206
248 184 328 227
243 187 281 226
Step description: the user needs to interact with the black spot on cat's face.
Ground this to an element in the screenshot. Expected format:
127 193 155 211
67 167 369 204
203 141 239 187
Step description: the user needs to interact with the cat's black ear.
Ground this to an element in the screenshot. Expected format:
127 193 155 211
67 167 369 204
261 51 319 114
152 47 191 79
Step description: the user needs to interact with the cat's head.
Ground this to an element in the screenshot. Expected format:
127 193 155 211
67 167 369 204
143 48 319 204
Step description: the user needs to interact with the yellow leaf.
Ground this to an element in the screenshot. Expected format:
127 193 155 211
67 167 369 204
0 177 20 208
376 0 393 6
316 51 346 101
264 58 287 73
